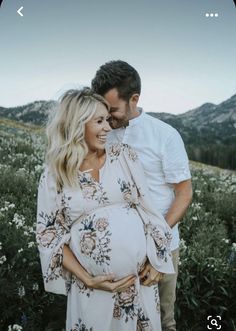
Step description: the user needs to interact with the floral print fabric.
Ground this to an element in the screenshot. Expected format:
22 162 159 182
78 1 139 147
37 143 174 331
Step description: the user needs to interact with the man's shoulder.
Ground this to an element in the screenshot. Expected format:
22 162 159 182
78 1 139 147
142 112 177 136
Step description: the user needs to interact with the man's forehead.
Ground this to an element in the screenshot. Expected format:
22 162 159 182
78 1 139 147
104 88 120 102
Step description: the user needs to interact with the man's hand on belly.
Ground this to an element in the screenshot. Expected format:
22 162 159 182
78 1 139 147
139 260 164 286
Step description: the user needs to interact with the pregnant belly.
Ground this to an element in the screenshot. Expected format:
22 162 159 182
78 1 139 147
70 205 147 279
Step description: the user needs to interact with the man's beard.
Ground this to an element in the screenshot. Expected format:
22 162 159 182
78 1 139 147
109 117 129 129
109 104 131 129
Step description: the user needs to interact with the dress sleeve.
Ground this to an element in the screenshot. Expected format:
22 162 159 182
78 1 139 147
36 167 71 295
121 144 175 274
162 129 191 184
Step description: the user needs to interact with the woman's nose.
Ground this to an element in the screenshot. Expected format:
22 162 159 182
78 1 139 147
104 121 112 132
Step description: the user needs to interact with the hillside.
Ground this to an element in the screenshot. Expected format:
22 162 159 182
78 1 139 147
0 94 236 169
149 94 236 145
0 100 57 126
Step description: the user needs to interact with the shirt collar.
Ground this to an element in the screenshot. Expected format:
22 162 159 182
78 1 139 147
128 107 144 127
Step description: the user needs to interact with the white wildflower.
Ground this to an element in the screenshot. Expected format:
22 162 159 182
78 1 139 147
8 325 23 331
0 255 7 264
207 264 214 268
14 326 23 331
18 248 23 253
32 283 39 291
18 285 25 298
34 164 43 173
16 168 27 177
191 203 202 210
28 226 35 234
222 238 230 244
179 239 187 251
28 242 35 248
12 213 25 229
192 216 198 221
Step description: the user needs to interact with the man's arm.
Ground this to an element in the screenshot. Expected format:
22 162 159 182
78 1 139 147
165 179 193 228
139 179 192 286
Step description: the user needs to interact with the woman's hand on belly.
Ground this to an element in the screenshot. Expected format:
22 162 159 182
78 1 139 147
63 245 136 293
86 273 137 293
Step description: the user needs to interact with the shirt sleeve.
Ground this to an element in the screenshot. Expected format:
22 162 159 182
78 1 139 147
36 167 71 295
162 129 191 184
120 144 175 274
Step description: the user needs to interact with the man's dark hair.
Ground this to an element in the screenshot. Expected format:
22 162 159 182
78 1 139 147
91 60 141 101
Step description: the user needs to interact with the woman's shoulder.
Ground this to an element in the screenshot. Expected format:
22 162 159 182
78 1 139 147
107 143 138 163
39 164 51 180
38 164 58 191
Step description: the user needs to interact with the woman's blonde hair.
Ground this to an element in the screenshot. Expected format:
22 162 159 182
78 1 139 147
46 87 109 188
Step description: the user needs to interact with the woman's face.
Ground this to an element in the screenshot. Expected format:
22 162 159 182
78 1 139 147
85 104 112 152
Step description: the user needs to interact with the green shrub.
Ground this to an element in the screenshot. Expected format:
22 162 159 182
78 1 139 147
176 167 236 331
0 128 66 331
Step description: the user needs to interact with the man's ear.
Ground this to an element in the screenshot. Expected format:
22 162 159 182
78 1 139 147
129 94 139 107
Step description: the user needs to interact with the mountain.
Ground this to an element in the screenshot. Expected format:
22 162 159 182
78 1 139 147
180 94 236 126
0 100 58 126
148 94 236 146
0 94 236 169
147 94 236 170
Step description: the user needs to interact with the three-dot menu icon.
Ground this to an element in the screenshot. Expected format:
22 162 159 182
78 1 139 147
205 13 219 18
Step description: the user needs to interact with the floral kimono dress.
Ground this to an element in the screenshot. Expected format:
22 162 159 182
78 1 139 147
36 143 174 331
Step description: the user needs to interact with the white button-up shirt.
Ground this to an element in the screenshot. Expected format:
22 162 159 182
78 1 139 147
107 109 191 250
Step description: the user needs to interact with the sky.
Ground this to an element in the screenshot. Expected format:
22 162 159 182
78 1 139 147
0 0 236 114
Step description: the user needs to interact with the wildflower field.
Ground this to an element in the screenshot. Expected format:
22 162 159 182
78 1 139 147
0 119 236 331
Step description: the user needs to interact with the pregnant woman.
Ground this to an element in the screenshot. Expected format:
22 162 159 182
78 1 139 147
36 88 174 331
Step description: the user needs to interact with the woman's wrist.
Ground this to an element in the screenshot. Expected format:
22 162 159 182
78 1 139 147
62 244 93 286
75 269 93 287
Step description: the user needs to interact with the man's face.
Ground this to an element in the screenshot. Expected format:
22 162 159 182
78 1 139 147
104 88 131 129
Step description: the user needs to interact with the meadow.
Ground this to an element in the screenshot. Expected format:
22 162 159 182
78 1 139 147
0 119 235 331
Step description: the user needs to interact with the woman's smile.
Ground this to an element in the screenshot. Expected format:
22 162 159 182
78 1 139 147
97 135 107 143
85 104 111 151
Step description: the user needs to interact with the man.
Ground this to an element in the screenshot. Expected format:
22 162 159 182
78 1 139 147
91 60 193 331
